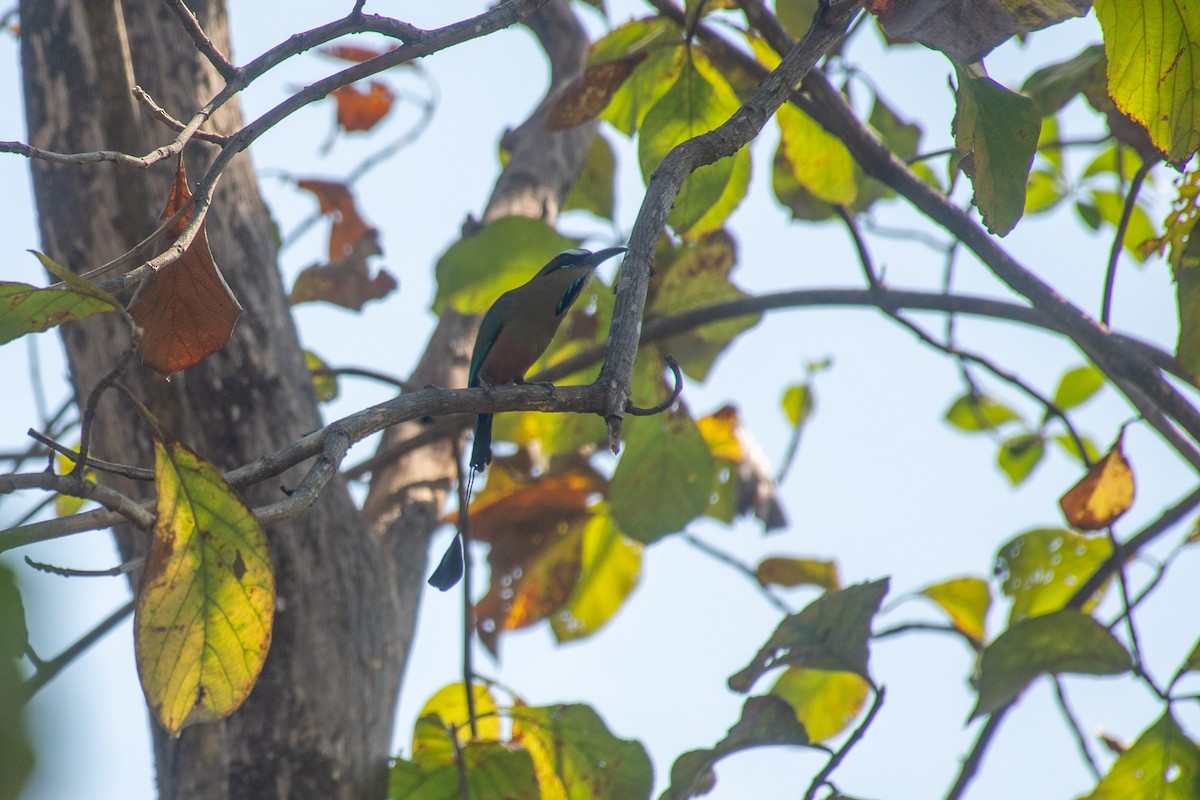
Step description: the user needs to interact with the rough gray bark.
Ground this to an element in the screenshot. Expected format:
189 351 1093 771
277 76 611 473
20 1 410 797
19 0 594 798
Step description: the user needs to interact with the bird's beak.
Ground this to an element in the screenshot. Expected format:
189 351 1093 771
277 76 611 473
583 246 627 268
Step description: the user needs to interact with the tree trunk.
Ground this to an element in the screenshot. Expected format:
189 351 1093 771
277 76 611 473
19 0 592 797
19 1 415 797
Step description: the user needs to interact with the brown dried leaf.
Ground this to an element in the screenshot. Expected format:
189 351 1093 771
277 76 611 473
332 80 394 132
296 179 373 263
471 466 607 655
289 229 395 311
544 53 647 131
1059 433 1135 531
128 160 242 375
864 0 1089 64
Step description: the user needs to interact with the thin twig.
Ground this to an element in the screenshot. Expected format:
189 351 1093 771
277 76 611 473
944 706 1010 800
454 447 479 740
132 86 230 145
25 555 144 578
1051 676 1102 780
22 599 135 701
1100 158 1155 327
803 685 886 800
27 429 154 481
681 532 790 614
162 0 240 80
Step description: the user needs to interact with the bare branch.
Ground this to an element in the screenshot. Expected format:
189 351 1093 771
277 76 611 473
162 0 240 81
1101 158 1155 326
603 0 860 450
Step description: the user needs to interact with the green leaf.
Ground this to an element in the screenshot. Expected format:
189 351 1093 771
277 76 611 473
638 53 749 238
662 695 811 800
1053 433 1102 465
1025 167 1067 214
1089 189 1157 261
0 251 125 345
1081 712 1200 800
996 528 1112 623
0 563 33 800
390 736 540 800
944 393 1022 432
997 433 1045 485
1053 365 1105 409
775 102 857 206
304 350 339 403
551 507 644 643
972 609 1131 718
769 668 869 743
918 576 991 645
953 69 1042 236
433 216 578 314
781 384 813 428
647 230 760 380
515 703 653 800
414 683 502 751
1021 45 1106 116
134 428 275 735
729 579 888 692
755 557 840 591
564 132 617 221
771 143 836 221
1095 0 1200 165
775 0 818 39
609 408 715 543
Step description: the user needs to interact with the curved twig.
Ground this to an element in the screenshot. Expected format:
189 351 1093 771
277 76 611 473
625 356 683 416
1100 158 1155 327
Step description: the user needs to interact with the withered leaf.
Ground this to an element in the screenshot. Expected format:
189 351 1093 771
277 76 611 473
128 159 242 375
1059 433 1135 531
289 229 396 311
332 80 394 132
470 465 607 655
544 53 647 131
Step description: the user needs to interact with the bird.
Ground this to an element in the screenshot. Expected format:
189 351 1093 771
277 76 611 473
427 245 626 592
467 245 627 471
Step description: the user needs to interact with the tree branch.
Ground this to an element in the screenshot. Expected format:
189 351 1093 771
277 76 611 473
602 0 860 452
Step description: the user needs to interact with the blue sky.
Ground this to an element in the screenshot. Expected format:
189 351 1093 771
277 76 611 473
2 2 1198 799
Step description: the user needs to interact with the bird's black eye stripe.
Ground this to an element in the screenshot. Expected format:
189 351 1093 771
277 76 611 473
546 248 590 274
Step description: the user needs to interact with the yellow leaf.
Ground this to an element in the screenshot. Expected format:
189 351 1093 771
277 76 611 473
134 436 274 734
919 576 991 645
769 668 869 743
1059 434 1135 530
415 683 501 750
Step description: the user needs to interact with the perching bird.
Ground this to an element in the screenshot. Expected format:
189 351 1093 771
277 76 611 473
427 245 626 592
467 245 627 471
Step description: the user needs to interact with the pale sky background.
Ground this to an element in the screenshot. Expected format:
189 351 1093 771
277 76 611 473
2 2 1198 799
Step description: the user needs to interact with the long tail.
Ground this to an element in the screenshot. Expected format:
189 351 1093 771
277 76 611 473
470 412 493 471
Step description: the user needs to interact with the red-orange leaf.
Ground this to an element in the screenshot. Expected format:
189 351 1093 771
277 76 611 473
332 81 394 132
1059 433 1135 530
296 179 373 263
291 180 395 310
128 160 242 375
289 230 396 310
544 53 647 131
319 44 399 63
470 465 607 655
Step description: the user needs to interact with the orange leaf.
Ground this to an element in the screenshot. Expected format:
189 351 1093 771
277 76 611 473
332 81 394 132
1059 433 1135 530
296 179 373 262
544 53 647 131
289 229 396 310
319 44 398 63
129 160 242 374
470 466 607 655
